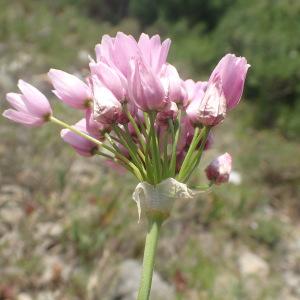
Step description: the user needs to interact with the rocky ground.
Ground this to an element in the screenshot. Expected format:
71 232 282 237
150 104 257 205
1 2 300 299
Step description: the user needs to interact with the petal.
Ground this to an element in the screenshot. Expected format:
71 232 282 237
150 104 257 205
6 93 28 112
3 109 43 127
18 80 51 116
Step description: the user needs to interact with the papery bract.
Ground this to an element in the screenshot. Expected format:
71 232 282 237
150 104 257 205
48 69 91 109
61 119 98 157
210 54 250 109
205 152 232 185
3 80 52 127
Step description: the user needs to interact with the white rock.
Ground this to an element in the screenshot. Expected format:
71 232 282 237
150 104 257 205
239 252 269 277
113 259 175 300
17 293 32 300
229 170 242 185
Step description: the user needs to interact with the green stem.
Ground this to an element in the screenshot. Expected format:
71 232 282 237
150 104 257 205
169 110 182 177
124 104 146 151
177 126 202 181
138 218 162 300
182 126 211 182
50 116 103 147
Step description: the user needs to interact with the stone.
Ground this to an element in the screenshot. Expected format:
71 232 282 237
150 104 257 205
111 259 175 300
17 293 32 300
239 252 269 277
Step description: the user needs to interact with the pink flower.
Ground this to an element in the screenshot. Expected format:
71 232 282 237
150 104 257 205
161 64 187 105
186 76 226 126
48 69 91 109
89 61 127 102
61 119 98 157
205 153 232 185
95 32 138 77
92 78 123 125
210 54 250 109
128 58 167 111
157 102 178 125
138 33 171 74
3 80 52 127
95 32 171 77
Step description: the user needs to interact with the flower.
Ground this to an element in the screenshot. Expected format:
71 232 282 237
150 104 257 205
138 33 171 74
128 57 167 111
186 76 226 126
184 80 207 103
95 32 171 77
89 61 127 102
3 80 52 127
92 77 123 125
61 119 98 156
48 69 91 109
156 102 178 125
161 64 187 106
205 153 232 184
209 54 250 109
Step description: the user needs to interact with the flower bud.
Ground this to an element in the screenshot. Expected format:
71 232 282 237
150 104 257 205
48 69 91 109
61 119 98 157
3 80 52 127
210 54 250 110
205 153 232 184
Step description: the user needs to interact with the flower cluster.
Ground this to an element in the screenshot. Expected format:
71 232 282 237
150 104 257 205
3 32 249 186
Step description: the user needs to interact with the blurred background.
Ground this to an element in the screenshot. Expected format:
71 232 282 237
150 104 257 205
0 0 300 299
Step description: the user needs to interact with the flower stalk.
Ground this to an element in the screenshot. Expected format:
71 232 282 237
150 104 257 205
138 217 163 300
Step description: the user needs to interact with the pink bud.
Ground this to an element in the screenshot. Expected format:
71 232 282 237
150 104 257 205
210 54 250 110
92 78 123 125
205 153 232 184
186 76 226 126
48 69 91 109
61 119 98 157
128 58 167 111
3 80 52 127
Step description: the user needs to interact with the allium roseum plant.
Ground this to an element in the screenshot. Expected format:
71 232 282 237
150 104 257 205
3 32 249 300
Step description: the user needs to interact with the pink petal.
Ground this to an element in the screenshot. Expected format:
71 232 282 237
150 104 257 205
18 80 51 116
3 109 43 127
6 93 29 112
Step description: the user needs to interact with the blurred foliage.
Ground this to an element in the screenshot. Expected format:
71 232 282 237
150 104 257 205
2 0 299 137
